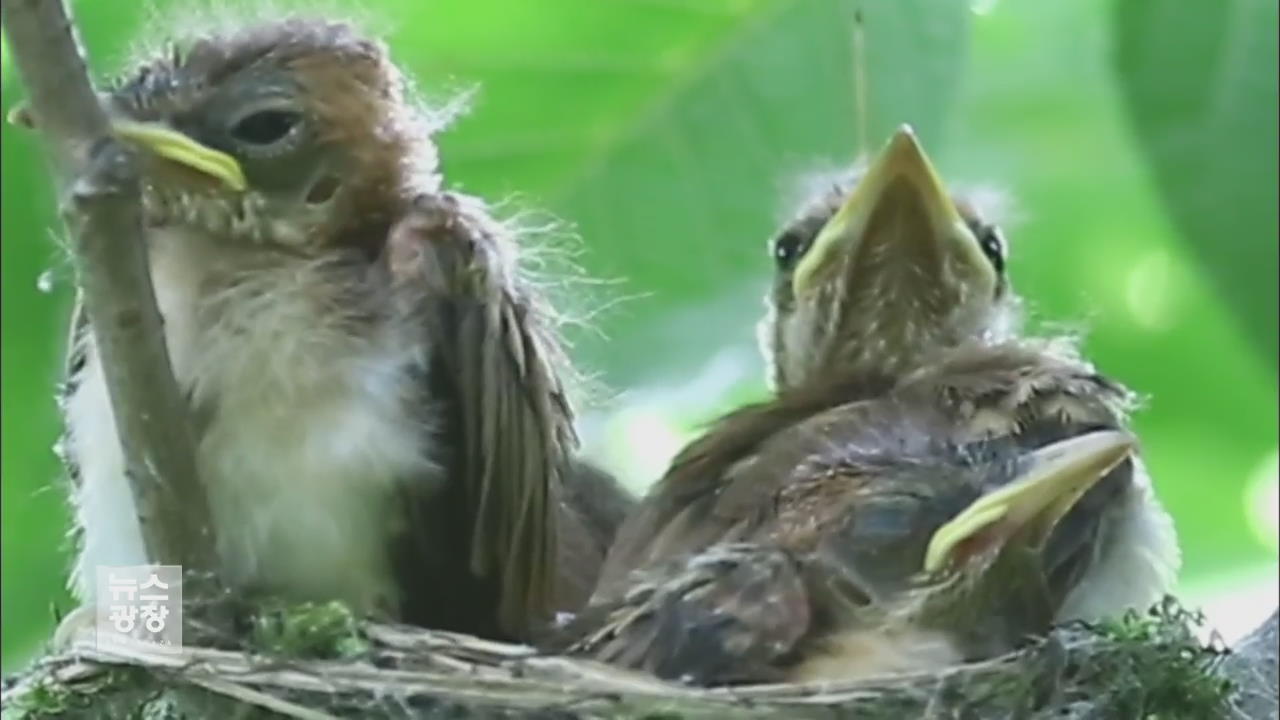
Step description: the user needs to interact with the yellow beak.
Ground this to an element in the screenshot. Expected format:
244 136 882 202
791 125 993 299
923 430 1136 574
111 121 247 192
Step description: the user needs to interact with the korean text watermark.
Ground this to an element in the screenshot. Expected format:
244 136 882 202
94 565 182 652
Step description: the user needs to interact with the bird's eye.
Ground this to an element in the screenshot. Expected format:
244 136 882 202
976 225 1006 274
772 230 808 271
230 109 302 147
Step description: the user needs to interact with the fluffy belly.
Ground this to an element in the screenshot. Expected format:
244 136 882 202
66 345 436 617
1056 457 1180 622
200 411 409 615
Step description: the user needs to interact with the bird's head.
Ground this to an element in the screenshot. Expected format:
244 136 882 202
812 431 1133 653
761 126 1015 391
919 431 1133 585
914 431 1135 654
14 18 432 254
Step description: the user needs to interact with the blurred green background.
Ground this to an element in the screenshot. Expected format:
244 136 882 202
2 0 1276 670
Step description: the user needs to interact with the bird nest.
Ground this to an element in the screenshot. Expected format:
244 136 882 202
3 597 1270 720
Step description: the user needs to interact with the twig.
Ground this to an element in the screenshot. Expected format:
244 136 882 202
184 675 341 720
1 0 213 569
3 602 1264 719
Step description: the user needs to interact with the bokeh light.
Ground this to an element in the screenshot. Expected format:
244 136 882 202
1245 450 1279 555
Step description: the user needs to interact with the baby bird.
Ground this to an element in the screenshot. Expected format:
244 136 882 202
16 17 631 642
565 430 1135 685
560 127 1178 683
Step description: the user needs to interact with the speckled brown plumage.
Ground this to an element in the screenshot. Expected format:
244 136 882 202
556 129 1178 685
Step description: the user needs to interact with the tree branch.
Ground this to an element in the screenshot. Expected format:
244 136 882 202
1 0 213 570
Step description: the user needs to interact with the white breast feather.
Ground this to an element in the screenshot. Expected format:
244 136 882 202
67 232 439 617
1057 456 1181 622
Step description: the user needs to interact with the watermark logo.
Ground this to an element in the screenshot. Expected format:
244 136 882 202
94 565 182 652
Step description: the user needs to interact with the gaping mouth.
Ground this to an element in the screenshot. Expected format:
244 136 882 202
791 125 995 304
923 430 1136 574
112 121 248 192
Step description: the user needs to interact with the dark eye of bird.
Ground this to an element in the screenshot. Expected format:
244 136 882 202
230 109 302 146
772 230 808 271
976 225 1006 274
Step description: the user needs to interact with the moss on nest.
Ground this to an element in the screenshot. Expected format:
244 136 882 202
1078 598 1233 718
247 599 370 661
0 597 1261 720
2 667 166 720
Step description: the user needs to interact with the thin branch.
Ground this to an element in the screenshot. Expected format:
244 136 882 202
1 0 213 570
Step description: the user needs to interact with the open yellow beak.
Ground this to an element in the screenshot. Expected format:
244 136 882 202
923 430 1136 574
111 121 247 192
791 125 993 300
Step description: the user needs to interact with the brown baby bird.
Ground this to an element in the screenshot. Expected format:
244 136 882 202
556 127 1178 684
14 17 632 643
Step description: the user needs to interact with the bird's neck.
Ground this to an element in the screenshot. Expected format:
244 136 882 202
144 226 407 409
800 296 1023 390
686 301 1022 498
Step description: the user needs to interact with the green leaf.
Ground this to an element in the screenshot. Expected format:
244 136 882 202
1111 0 1279 369
402 0 972 384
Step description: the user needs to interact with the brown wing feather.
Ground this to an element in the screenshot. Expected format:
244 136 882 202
598 339 1135 608
388 192 576 639
597 370 894 597
556 543 811 685
566 339 1141 682
554 459 636 610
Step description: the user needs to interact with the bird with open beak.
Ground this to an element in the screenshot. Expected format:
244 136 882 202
556 127 1178 684
14 17 632 642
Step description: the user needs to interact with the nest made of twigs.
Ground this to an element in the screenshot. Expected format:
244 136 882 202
5 597 1269 720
